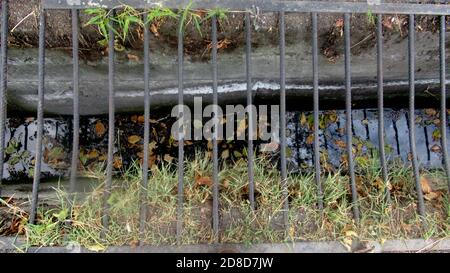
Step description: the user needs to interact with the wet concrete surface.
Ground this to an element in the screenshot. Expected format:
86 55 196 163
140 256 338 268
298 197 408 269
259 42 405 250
1 108 448 183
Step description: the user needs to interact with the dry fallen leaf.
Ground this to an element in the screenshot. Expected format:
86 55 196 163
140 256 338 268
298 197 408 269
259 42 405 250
163 154 174 163
128 135 141 145
420 176 432 194
306 134 314 145
95 121 106 137
300 113 307 127
87 149 99 159
335 18 344 28
127 53 140 62
335 139 347 149
148 141 157 151
221 149 230 159
195 175 213 187
424 191 440 201
150 23 159 36
430 144 441 153
113 156 123 169
372 177 384 190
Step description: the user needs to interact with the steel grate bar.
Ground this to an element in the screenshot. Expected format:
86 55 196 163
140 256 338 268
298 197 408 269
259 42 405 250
376 14 391 203
408 14 425 217
0 0 8 197
69 8 79 199
139 11 150 244
245 12 255 211
211 14 219 243
344 13 360 223
312 12 323 211
102 11 115 234
439 15 450 195
279 10 289 229
29 10 46 224
176 18 184 244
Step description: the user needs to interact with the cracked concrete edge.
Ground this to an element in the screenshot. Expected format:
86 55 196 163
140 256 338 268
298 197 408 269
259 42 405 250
1 237 449 253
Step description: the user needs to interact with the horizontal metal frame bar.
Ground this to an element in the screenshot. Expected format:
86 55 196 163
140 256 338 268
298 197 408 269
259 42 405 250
43 0 450 15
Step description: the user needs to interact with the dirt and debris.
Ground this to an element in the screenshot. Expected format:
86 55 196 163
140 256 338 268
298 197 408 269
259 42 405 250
2 1 449 62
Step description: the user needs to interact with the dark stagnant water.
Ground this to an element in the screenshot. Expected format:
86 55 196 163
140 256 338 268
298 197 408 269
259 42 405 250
1 108 448 183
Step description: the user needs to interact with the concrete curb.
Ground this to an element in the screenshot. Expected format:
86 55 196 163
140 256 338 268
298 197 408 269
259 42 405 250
1 237 449 253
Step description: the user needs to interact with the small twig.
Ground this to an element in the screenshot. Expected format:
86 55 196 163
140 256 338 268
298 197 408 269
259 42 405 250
415 237 446 253
10 11 36 33
351 33 374 49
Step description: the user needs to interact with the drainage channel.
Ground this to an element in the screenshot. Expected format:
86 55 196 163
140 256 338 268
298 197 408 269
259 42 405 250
0 107 447 184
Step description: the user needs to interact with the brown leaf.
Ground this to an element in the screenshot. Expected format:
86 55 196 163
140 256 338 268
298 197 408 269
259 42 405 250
382 18 393 30
407 152 413 161
163 154 174 163
128 135 141 145
306 134 314 145
148 141 157 151
113 156 123 169
127 54 140 62
420 177 433 194
95 121 106 137
87 149 99 159
195 176 213 187
372 177 384 190
150 23 159 37
300 113 307 127
218 38 231 50
335 139 347 149
221 149 230 160
430 144 441 153
424 191 439 201
335 18 344 28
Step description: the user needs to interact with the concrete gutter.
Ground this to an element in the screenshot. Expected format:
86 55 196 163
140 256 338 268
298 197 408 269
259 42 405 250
1 237 449 253
4 3 450 115
7 28 449 115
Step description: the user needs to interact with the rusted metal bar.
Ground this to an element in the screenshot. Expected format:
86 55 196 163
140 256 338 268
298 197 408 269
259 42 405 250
344 13 360 223
176 18 184 244
408 14 425 217
312 12 323 211
439 15 450 195
29 10 46 224
279 10 289 229
102 11 115 234
245 12 255 211
69 8 79 198
0 0 8 197
139 11 151 244
376 13 391 203
211 14 219 243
